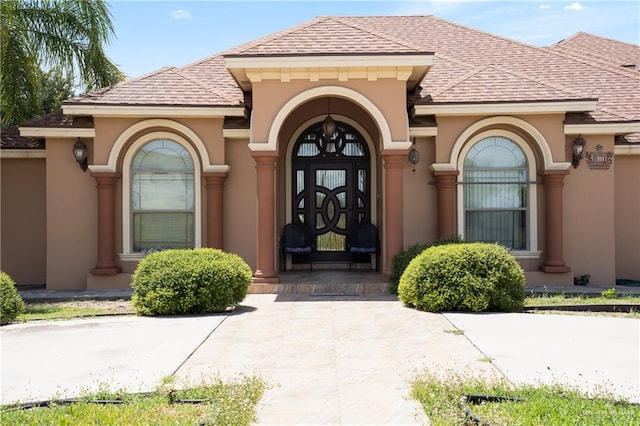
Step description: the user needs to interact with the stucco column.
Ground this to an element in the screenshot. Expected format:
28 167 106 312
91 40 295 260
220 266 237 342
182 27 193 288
382 151 407 276
432 170 460 240
90 172 121 275
202 172 227 249
540 170 570 272
252 152 279 283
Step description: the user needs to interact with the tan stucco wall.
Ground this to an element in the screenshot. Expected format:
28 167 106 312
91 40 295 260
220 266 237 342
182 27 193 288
614 154 640 281
224 139 257 269
403 136 437 247
46 139 97 289
93 116 226 168
563 135 616 285
433 114 563 166
1 157 46 285
251 79 409 145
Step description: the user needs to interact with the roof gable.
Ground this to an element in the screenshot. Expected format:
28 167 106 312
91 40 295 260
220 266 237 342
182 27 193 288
227 16 421 56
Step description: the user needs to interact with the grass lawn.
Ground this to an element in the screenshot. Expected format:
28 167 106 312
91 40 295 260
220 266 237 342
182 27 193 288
1 376 266 426
412 372 640 426
18 300 134 322
525 293 640 307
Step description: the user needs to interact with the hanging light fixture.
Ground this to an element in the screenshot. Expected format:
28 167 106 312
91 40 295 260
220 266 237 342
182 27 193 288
322 97 336 138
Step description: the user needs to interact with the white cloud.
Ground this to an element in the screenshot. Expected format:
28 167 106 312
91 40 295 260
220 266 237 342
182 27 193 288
170 10 191 20
539 4 551 9
564 3 586 11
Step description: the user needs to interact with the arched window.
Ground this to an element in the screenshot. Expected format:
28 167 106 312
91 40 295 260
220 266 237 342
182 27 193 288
130 139 195 252
463 136 529 250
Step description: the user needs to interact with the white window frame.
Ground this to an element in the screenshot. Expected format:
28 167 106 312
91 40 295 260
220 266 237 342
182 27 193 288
457 130 540 258
121 132 202 258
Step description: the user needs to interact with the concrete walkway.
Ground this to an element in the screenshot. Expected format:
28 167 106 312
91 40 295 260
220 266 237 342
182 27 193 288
2 294 639 424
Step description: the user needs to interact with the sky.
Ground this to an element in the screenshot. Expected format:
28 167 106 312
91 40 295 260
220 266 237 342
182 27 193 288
105 0 640 79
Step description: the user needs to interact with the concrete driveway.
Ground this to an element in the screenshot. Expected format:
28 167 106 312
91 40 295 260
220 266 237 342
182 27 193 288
2 295 639 424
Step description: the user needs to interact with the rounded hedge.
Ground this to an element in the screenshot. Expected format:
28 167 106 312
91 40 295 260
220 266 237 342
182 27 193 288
390 237 463 294
1 271 24 325
131 248 253 316
398 243 525 312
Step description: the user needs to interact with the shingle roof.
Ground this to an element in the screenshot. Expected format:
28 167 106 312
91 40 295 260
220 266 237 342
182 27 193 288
66 66 240 106
19 110 93 128
62 15 639 125
0 126 44 149
549 32 639 71
226 16 421 56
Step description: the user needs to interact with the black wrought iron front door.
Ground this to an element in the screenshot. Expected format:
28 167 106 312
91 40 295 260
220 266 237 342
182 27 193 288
292 121 371 263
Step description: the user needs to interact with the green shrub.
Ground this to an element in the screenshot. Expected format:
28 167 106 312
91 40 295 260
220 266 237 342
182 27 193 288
398 243 525 312
390 236 463 294
131 248 253 316
1 271 24 325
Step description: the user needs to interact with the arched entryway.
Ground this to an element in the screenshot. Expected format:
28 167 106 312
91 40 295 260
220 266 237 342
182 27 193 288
290 120 374 265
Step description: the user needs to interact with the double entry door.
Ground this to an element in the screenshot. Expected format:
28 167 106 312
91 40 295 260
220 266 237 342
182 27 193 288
291 121 371 263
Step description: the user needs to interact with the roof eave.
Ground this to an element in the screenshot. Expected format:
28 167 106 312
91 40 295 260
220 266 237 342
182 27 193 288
565 121 640 135
62 104 246 118
414 99 598 116
224 53 434 91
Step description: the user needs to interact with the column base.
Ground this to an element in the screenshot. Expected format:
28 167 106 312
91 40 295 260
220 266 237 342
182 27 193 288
252 276 280 284
539 265 571 273
91 267 122 276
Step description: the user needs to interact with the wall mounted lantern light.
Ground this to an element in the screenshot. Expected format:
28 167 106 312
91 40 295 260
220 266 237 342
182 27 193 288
321 98 336 139
571 135 586 169
408 139 420 172
73 138 88 172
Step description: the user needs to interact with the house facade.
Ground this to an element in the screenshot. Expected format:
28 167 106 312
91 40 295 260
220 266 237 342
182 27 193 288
2 16 639 290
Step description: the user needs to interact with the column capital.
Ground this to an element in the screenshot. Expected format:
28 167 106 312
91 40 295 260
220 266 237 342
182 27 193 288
90 171 121 183
251 151 278 164
381 150 409 168
432 169 460 177
202 171 228 183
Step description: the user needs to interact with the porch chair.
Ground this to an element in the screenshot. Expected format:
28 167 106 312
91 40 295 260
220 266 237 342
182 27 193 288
281 222 314 271
347 222 379 271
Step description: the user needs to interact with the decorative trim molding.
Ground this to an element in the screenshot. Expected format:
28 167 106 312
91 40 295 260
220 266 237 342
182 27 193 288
415 100 597 116
0 149 46 158
225 54 433 91
615 145 640 155
409 127 438 137
565 122 640 135
19 127 95 138
223 128 250 139
62 104 245 118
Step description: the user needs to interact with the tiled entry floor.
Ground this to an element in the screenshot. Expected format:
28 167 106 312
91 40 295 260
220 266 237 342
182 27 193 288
249 270 390 295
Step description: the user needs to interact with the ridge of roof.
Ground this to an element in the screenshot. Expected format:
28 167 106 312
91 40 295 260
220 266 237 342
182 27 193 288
548 31 639 75
223 16 331 55
331 16 426 52
224 16 424 56
172 67 238 104
65 66 177 103
544 43 640 81
554 31 639 50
